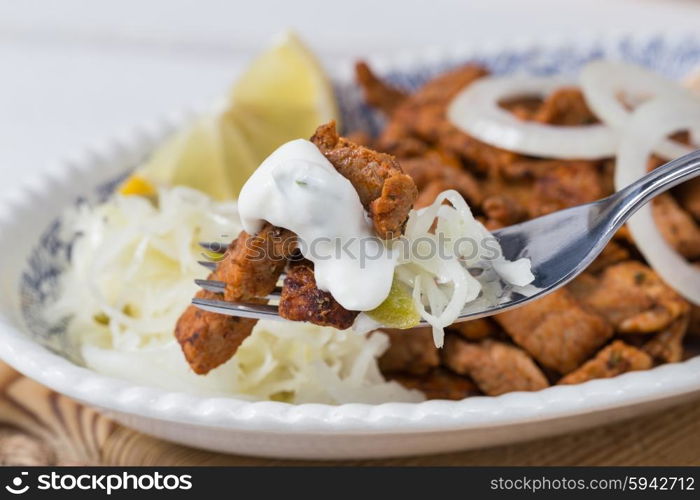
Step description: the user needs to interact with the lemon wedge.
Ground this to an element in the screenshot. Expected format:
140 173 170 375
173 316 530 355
125 31 337 200
225 31 339 160
135 115 246 201
366 278 421 329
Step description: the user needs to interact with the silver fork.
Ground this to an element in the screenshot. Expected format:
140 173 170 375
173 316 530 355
192 149 700 324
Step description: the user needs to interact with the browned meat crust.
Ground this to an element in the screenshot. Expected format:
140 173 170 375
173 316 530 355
652 193 700 260
376 64 499 166
495 289 613 374
400 155 483 207
378 327 440 375
499 95 543 120
528 161 606 217
442 336 549 396
559 340 653 385
567 272 599 298
643 314 689 363
675 177 700 221
365 63 611 221
570 261 689 334
276 125 420 326
378 135 430 159
690 302 700 338
482 194 528 230
413 179 450 209
311 121 417 239
586 241 631 274
387 369 480 400
216 224 297 302
440 132 520 176
279 259 358 329
175 289 259 375
613 225 635 246
532 87 598 126
176 224 296 374
446 318 498 341
371 174 419 238
355 61 408 116
344 130 374 148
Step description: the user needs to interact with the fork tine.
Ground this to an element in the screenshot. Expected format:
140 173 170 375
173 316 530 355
192 297 282 321
195 278 226 293
199 241 227 254
198 258 289 278
197 260 218 271
195 279 283 299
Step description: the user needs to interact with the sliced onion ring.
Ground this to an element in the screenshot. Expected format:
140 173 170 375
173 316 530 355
582 60 694 159
615 95 700 305
448 75 618 159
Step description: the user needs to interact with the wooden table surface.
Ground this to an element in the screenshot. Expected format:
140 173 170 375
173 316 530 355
0 362 698 466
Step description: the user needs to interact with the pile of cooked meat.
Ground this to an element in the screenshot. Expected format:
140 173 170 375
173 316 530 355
176 60 700 400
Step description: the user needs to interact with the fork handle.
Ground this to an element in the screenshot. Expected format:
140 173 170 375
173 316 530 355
608 148 700 229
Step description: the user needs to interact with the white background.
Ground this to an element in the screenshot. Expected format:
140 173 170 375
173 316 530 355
2 0 700 192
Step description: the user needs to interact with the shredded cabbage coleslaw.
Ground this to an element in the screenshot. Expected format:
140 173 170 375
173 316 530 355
388 190 535 347
50 187 421 404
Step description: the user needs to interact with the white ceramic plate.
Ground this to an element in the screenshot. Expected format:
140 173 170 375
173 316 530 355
2 32 700 460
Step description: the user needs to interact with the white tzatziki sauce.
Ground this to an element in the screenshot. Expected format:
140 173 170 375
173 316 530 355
238 139 396 311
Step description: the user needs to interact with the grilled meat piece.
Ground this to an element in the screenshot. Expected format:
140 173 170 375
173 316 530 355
311 121 417 239
400 155 483 207
528 160 606 217
375 64 507 170
532 87 598 126
690 302 700 338
675 177 700 221
495 288 613 374
482 194 528 229
279 259 358 329
570 261 689 334
652 193 700 260
378 327 440 375
175 289 259 375
559 340 653 385
443 336 549 396
387 369 480 400
176 224 296 374
586 241 631 274
643 314 689 364
355 61 408 116
446 318 498 341
218 224 296 302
